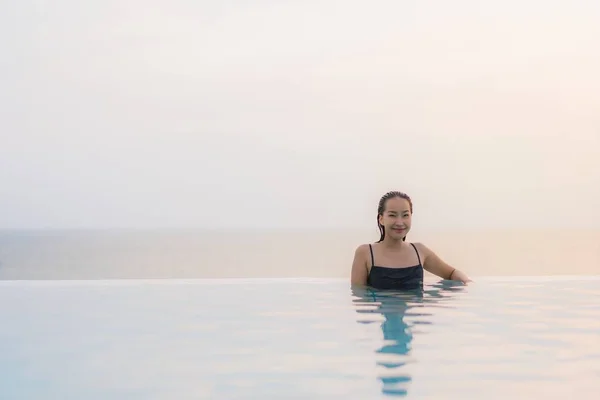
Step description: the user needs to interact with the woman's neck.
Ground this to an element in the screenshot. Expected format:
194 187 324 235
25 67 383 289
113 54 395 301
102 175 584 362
380 237 405 249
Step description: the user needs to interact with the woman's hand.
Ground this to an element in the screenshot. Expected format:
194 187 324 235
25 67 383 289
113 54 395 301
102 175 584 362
451 269 473 284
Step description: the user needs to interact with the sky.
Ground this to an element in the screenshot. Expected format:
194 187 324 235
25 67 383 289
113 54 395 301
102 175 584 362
1 0 599 230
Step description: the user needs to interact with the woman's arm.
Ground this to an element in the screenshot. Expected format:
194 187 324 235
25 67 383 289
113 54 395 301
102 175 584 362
350 244 369 286
416 243 472 284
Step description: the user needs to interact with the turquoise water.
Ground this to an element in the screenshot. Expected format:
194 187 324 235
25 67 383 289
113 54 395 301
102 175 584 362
1 277 599 399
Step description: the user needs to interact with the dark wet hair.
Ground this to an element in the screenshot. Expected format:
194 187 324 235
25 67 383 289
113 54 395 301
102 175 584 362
377 191 413 242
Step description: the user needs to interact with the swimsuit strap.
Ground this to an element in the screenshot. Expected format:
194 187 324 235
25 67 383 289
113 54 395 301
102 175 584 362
368 244 375 267
409 243 422 267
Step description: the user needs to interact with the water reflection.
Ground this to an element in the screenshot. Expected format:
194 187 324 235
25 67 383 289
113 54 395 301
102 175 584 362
352 281 465 397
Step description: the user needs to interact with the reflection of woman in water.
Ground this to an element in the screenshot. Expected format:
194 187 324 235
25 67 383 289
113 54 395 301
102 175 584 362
353 287 420 396
352 282 464 397
351 191 471 290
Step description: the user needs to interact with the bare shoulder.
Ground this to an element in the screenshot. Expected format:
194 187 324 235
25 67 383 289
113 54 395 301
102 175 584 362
411 242 434 258
354 243 371 259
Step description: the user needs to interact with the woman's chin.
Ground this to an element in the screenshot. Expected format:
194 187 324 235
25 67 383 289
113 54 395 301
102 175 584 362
388 232 407 241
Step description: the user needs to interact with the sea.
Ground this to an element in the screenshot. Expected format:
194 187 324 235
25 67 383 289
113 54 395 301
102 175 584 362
1 229 599 399
1 228 599 280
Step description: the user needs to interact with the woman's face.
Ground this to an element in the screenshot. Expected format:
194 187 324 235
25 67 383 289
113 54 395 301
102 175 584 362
378 197 412 240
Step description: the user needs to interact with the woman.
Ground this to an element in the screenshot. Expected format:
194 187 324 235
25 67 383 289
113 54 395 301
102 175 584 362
351 191 471 289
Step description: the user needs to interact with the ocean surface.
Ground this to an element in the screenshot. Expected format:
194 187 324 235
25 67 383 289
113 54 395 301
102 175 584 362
1 230 599 399
1 277 600 399
1 229 599 279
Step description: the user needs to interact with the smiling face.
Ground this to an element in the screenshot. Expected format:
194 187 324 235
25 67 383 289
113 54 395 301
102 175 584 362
377 194 413 242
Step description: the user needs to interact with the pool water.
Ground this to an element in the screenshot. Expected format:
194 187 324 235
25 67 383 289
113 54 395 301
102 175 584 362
1 277 599 399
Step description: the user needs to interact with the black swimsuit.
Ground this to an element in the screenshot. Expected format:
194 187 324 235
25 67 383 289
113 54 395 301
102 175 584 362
366 243 424 290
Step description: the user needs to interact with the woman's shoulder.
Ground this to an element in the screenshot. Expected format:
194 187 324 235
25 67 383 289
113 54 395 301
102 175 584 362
409 242 434 257
353 243 376 259
354 243 373 254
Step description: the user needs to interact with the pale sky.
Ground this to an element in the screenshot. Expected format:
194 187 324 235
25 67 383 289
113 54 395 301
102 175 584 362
1 0 599 230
